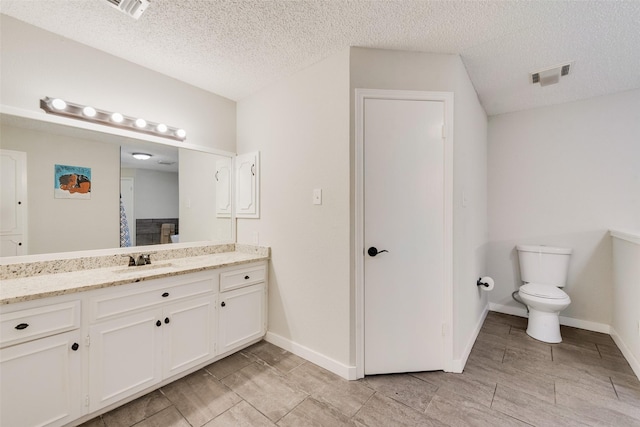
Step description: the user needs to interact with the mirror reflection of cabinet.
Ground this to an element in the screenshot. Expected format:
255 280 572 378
0 149 27 256
215 158 231 218
235 151 259 218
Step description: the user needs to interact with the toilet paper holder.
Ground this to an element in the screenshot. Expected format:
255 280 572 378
477 277 490 288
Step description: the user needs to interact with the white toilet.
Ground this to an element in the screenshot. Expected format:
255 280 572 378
516 245 572 343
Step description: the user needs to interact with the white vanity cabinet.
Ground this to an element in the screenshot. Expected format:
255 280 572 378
87 271 217 412
218 262 267 354
0 298 83 427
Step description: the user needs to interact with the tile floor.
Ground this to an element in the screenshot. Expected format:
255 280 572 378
80 312 640 426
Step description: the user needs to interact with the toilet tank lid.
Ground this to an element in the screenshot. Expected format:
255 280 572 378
516 245 572 255
520 283 569 299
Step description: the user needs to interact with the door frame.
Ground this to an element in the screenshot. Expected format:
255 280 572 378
355 89 454 378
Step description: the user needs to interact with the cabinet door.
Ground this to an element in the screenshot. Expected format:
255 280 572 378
215 158 232 218
218 283 265 354
163 295 216 378
0 330 82 427
235 151 260 218
89 309 162 412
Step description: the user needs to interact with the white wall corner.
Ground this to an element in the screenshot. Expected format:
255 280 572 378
610 327 640 381
452 304 489 373
265 332 356 380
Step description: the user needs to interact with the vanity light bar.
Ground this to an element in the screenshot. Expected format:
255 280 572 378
40 97 187 142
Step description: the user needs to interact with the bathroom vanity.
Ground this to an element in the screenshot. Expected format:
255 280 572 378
0 244 269 427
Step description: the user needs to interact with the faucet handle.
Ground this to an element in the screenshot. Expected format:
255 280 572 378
121 254 136 266
141 254 152 265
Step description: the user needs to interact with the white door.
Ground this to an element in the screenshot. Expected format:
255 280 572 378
364 97 445 375
1 149 27 256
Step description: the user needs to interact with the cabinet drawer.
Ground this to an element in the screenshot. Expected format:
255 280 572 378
0 300 80 348
90 275 215 322
220 264 266 292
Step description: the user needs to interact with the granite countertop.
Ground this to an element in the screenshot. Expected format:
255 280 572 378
0 245 269 305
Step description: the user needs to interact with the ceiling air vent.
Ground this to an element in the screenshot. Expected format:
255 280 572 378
105 0 149 20
530 62 573 87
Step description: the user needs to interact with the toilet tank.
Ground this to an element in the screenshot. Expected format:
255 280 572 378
516 245 572 287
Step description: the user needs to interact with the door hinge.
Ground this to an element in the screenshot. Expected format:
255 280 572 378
84 395 90 407
441 124 447 139
85 334 91 347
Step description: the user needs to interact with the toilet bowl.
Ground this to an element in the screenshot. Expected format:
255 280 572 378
516 245 573 343
518 283 571 343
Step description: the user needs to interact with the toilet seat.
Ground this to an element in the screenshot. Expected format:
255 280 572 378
520 283 568 300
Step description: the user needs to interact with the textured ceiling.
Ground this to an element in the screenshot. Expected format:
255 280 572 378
1 1 639 116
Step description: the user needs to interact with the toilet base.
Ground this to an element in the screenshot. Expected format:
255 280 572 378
526 309 562 343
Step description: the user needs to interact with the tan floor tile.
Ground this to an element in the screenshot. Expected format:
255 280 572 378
277 397 355 427
287 362 374 417
134 406 190 427
203 401 276 427
161 370 241 427
361 373 438 412
352 393 447 427
205 351 257 380
221 362 307 422
101 390 171 427
245 341 306 374
426 393 530 426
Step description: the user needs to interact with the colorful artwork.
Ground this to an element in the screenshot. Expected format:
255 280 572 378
54 164 91 199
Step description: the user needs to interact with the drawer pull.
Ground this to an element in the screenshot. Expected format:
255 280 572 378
161 292 170 298
15 323 29 330
244 275 250 280
71 343 79 351
164 317 170 324
221 301 226 307
156 320 162 327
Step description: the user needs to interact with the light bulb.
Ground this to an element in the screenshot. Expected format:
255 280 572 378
175 129 186 139
111 112 124 123
134 118 147 128
83 106 97 117
156 123 168 133
51 98 67 110
132 153 152 160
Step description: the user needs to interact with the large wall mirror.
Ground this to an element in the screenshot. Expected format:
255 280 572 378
0 112 234 259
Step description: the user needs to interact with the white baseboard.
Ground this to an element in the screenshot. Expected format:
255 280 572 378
451 305 489 373
489 303 611 334
610 327 640 381
264 331 356 380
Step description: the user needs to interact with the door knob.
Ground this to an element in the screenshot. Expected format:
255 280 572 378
368 247 389 257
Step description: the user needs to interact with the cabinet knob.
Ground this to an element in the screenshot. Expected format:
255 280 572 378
71 343 79 351
162 292 169 298
156 320 162 327
221 301 226 307
244 275 250 280
15 323 29 330
164 317 170 324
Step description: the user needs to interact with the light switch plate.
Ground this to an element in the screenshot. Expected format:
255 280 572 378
313 188 322 205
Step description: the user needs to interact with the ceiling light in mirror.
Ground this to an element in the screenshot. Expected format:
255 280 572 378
132 153 152 160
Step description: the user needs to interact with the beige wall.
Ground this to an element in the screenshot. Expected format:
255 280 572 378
350 48 489 366
237 49 352 366
487 89 640 327
1 124 120 254
0 15 236 153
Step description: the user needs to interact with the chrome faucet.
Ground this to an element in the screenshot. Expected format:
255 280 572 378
122 254 152 266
